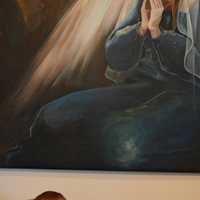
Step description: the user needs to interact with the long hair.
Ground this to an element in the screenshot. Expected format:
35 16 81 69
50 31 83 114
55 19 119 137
163 0 180 29
171 0 180 29
146 0 180 29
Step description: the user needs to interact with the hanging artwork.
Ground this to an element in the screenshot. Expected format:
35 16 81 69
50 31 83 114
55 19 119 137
0 0 200 172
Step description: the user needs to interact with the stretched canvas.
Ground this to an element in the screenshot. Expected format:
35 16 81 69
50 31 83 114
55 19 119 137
0 0 200 172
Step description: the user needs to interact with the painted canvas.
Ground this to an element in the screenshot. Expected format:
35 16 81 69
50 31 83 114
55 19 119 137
0 0 200 172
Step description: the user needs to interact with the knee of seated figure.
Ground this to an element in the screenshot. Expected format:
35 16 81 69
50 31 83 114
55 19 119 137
30 96 88 136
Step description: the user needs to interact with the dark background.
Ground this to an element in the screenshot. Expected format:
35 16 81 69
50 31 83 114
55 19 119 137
0 0 76 102
0 0 76 158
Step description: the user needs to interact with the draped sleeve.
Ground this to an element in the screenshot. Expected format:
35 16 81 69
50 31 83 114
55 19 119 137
105 0 143 83
105 23 144 83
153 30 187 76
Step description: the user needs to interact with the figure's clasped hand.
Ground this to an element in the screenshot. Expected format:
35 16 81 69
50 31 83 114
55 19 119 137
148 0 164 38
139 0 164 38
139 0 150 36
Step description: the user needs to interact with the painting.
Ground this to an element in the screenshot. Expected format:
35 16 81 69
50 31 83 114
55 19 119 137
0 0 200 172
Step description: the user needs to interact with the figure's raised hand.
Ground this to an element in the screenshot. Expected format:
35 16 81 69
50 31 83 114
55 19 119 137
139 0 150 35
148 0 164 38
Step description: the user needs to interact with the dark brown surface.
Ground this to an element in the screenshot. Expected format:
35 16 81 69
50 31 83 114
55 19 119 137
0 0 75 157
0 0 75 103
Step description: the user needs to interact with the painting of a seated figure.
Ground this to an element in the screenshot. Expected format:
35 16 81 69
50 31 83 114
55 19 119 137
0 0 200 172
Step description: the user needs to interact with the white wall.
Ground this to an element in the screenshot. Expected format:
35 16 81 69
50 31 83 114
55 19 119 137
0 170 200 200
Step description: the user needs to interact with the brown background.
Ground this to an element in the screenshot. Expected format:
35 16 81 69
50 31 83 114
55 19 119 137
0 0 76 158
0 0 75 102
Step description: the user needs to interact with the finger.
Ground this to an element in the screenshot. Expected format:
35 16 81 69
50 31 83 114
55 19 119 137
141 0 145 9
149 0 155 8
151 0 158 8
153 0 160 8
142 0 148 9
157 0 164 8
143 0 147 4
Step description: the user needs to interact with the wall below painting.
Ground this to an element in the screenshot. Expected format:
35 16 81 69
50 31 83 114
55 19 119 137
0 170 200 200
